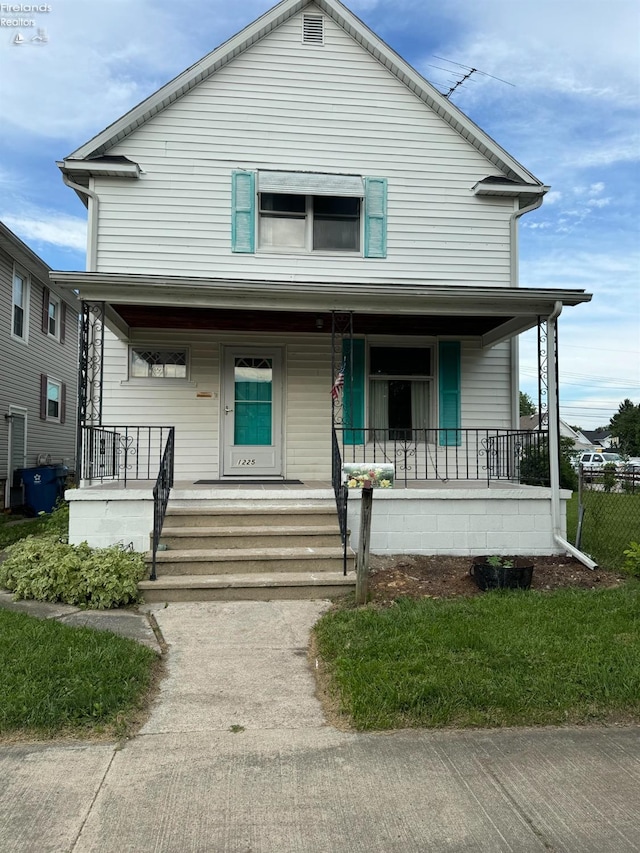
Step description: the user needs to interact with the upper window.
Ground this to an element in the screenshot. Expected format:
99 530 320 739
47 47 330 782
231 171 387 258
47 294 60 339
12 269 28 341
130 349 188 379
259 193 360 252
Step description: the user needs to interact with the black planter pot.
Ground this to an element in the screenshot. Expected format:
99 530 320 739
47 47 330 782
470 557 534 591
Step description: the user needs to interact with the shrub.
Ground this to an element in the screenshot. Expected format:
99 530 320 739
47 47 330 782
519 436 577 491
602 463 617 493
622 542 640 578
0 535 146 609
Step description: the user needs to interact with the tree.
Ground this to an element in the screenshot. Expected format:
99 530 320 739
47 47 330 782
609 399 640 456
519 391 537 417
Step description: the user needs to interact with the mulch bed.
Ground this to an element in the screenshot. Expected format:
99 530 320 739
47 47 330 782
367 554 627 606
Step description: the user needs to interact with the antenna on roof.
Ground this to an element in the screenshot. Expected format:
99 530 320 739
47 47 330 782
426 56 515 99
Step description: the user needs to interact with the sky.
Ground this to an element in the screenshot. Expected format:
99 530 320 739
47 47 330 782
1 0 639 431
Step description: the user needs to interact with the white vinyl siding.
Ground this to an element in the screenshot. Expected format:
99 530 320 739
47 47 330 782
93 6 515 284
99 329 512 482
101 329 330 482
461 340 512 428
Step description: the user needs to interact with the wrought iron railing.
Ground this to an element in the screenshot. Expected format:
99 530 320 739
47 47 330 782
79 425 175 486
335 428 549 486
331 426 349 575
151 428 175 581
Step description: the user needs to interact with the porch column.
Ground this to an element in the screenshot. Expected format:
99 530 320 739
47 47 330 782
541 307 562 533
76 301 105 482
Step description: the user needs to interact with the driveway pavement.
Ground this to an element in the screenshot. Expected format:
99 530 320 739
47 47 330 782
1 599 639 852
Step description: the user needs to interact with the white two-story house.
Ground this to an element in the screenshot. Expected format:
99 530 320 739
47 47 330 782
52 0 592 599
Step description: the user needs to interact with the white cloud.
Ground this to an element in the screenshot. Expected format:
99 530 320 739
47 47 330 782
1 213 86 251
544 191 562 205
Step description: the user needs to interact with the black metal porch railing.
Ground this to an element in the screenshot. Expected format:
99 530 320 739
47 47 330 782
331 426 349 575
79 425 175 486
151 428 175 581
335 428 549 486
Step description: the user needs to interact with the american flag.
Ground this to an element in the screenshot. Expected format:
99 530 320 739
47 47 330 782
331 363 345 400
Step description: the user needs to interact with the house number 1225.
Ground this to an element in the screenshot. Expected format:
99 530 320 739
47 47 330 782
236 459 256 466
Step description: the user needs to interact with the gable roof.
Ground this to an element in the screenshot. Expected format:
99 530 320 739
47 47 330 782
63 0 543 189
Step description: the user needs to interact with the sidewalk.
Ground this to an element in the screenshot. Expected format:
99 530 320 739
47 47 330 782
1 599 639 852
0 590 161 652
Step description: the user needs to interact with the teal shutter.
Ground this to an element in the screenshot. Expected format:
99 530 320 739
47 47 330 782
438 341 461 446
364 177 387 258
231 170 256 253
342 338 365 445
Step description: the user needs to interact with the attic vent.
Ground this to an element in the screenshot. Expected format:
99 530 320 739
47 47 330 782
302 14 324 45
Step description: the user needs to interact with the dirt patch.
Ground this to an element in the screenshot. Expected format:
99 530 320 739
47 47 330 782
367 554 627 606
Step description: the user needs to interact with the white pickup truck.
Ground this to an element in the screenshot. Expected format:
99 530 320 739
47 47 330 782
573 451 625 471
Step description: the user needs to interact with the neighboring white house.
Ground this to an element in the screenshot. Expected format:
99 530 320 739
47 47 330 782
0 222 78 510
51 0 593 594
519 415 592 452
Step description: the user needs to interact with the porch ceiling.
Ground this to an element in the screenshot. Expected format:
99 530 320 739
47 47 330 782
50 271 592 346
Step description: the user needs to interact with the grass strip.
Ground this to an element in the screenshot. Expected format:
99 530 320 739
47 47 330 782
314 585 640 730
0 609 158 739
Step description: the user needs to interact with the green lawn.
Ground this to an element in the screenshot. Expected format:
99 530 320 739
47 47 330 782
0 609 158 739
314 585 640 731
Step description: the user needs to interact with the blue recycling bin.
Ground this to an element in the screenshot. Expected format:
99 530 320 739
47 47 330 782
20 466 63 515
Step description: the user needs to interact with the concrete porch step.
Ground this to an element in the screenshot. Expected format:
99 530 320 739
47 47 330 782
147 546 353 575
158 525 342 550
164 505 339 529
139 571 355 602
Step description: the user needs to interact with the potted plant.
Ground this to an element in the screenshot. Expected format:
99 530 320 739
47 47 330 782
470 555 534 591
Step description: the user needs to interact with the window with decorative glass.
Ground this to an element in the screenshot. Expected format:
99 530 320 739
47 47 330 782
369 347 432 440
130 349 188 379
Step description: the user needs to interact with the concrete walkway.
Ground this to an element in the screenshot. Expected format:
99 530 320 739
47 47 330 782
1 599 639 852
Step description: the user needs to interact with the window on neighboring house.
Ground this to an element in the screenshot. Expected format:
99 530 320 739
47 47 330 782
40 374 66 423
41 288 66 342
259 193 360 252
369 347 432 440
130 349 188 379
12 269 28 340
48 294 60 338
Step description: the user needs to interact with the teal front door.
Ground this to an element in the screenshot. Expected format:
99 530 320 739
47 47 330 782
222 347 283 477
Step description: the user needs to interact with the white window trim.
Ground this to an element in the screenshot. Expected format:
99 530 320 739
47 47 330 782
11 265 30 344
46 377 62 423
47 292 61 340
258 194 362 255
5 405 28 508
127 346 191 381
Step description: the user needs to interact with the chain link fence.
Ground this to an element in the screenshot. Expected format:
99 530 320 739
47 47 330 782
572 468 640 569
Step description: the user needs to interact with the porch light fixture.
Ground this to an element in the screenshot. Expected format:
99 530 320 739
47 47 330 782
315 317 324 330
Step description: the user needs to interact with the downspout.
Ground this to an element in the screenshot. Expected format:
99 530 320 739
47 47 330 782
509 194 546 429
61 174 98 272
545 300 597 569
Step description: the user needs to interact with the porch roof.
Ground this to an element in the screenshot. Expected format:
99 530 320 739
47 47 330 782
49 270 591 346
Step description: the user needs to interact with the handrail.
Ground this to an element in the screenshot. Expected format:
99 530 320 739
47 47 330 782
332 426 349 575
151 428 175 581
79 425 174 484
334 427 548 486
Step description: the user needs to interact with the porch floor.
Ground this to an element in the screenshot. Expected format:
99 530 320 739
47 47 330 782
78 478 534 492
